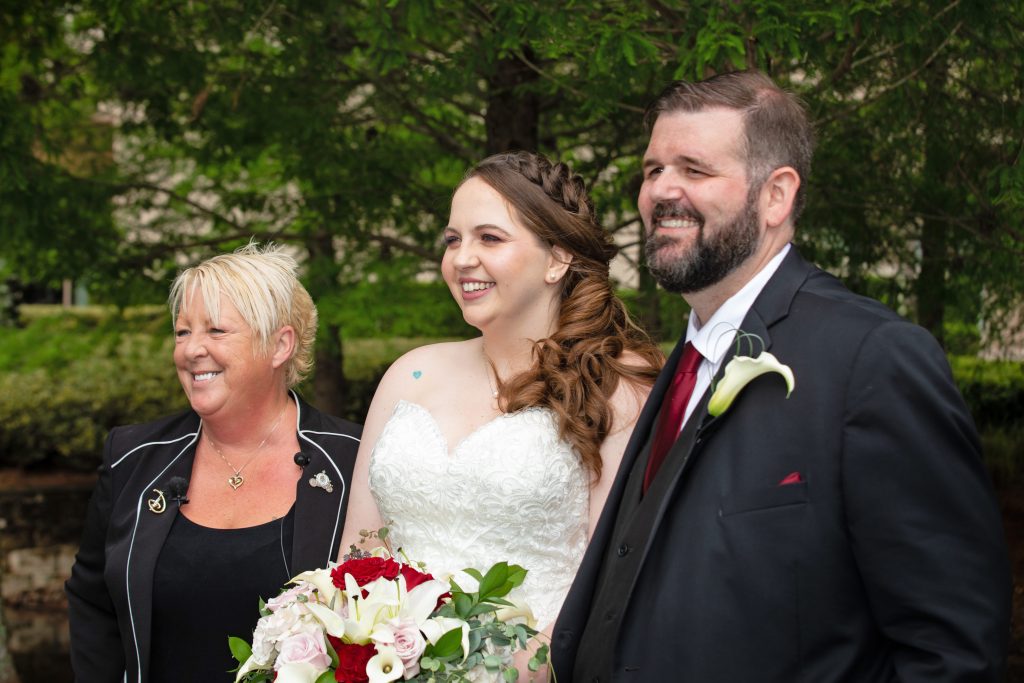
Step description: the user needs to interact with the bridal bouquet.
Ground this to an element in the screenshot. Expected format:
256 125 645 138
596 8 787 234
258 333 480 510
230 546 547 683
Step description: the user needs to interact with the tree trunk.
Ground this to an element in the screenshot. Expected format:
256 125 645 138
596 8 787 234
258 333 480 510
917 217 948 348
914 60 952 348
312 321 346 418
305 234 348 417
484 51 539 154
636 227 664 341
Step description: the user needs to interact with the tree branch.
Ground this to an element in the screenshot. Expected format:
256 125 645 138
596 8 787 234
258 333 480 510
816 20 964 127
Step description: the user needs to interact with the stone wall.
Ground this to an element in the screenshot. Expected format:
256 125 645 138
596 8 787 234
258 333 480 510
0 471 95 683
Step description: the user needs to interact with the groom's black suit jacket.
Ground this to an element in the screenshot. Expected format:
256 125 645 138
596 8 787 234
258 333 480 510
552 249 1010 682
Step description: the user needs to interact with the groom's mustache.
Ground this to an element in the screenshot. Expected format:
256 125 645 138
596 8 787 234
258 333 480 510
651 201 705 226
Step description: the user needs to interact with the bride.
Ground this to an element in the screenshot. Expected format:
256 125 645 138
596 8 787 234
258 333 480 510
340 151 662 678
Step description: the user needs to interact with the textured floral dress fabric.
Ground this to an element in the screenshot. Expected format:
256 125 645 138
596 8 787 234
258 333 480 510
369 400 589 629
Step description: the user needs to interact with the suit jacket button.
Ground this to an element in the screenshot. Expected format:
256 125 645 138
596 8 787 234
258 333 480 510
617 543 630 557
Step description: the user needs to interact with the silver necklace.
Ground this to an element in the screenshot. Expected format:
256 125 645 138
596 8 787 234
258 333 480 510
205 404 288 490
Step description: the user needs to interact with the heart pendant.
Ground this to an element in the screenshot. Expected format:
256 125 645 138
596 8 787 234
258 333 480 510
228 474 244 490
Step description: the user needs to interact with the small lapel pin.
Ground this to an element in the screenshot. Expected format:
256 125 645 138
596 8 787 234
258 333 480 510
308 470 334 493
147 489 167 514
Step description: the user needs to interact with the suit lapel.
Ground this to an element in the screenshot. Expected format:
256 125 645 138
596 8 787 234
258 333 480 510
552 335 686 663
632 248 816 573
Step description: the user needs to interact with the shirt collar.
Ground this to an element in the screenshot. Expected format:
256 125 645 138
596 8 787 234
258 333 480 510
686 243 791 365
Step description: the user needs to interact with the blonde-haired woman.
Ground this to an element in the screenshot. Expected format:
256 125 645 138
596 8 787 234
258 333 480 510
341 152 663 679
67 243 361 682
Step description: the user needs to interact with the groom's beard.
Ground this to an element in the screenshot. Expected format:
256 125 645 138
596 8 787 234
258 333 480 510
644 190 761 295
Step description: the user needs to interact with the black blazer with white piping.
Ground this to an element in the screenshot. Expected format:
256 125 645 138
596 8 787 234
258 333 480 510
66 391 361 683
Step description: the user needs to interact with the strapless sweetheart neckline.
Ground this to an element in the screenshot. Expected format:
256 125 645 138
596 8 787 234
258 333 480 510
392 399 552 459
368 398 590 629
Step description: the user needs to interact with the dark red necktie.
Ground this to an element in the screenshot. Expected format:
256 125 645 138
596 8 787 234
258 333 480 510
643 342 703 493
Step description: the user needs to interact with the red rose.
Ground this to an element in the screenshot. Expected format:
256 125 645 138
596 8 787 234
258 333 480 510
332 641 375 683
398 564 433 591
331 557 401 589
398 565 450 609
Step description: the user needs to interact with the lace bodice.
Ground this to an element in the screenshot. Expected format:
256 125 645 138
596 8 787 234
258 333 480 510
369 400 589 628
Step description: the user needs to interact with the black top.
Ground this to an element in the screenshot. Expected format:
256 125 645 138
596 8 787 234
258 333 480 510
149 507 295 682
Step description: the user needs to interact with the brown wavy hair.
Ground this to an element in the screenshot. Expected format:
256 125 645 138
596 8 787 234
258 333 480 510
463 151 663 481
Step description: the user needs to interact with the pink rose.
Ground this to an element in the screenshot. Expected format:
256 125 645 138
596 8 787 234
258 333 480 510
267 583 318 612
276 630 332 672
387 619 426 678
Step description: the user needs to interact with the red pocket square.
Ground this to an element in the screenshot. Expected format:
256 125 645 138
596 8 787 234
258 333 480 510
778 471 803 486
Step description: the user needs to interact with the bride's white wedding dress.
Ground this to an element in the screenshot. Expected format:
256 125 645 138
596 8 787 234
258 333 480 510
369 400 589 628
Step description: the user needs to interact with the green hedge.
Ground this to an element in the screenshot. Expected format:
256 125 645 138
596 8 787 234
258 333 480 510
1 307 1022 475
949 355 1024 431
0 309 448 469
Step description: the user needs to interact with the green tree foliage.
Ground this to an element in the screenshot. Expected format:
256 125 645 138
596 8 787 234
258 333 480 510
1 1 1021 410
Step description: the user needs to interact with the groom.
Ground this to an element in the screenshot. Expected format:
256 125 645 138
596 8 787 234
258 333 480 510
551 70 1010 681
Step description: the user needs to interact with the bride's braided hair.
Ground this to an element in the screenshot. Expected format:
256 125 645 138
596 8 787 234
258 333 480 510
464 151 663 481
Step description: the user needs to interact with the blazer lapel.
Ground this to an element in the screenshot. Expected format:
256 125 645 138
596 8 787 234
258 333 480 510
125 441 197 680
291 394 348 573
291 446 345 572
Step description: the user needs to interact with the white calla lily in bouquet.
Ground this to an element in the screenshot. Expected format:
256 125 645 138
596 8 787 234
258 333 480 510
230 535 547 683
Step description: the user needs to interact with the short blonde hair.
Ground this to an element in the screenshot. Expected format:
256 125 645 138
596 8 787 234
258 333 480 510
168 242 317 388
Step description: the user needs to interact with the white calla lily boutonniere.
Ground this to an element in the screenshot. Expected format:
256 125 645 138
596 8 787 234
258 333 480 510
708 332 795 417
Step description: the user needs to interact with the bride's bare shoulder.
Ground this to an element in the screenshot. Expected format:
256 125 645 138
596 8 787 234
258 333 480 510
376 339 479 393
387 339 475 371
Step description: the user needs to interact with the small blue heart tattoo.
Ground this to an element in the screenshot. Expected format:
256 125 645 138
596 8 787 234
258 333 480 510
412 370 423 379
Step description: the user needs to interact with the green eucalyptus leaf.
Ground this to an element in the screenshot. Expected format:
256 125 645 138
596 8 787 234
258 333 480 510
467 628 482 653
503 666 519 682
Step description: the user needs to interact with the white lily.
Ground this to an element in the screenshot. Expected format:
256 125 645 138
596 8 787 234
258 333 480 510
708 351 795 417
342 573 405 644
366 645 405 683
495 600 536 628
234 654 269 682
400 578 451 624
306 600 346 638
289 567 339 606
421 616 470 663
275 661 328 683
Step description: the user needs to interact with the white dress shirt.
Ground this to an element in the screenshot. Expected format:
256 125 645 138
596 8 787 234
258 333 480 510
678 243 791 430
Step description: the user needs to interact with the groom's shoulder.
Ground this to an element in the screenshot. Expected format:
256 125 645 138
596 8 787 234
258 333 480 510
797 266 904 328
